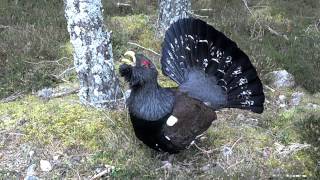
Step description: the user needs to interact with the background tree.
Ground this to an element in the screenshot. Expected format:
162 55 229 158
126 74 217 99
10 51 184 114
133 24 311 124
157 0 191 37
64 0 121 108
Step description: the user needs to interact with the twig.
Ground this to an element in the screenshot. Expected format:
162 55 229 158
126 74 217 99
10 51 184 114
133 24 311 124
193 142 213 158
22 57 70 65
58 66 76 77
242 0 289 40
230 136 243 151
116 2 131 7
193 8 213 12
264 85 275 92
90 165 114 180
188 11 209 19
127 42 160 56
226 159 244 170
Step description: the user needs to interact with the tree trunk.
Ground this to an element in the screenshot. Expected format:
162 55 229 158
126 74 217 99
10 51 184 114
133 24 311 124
64 0 121 108
157 0 191 37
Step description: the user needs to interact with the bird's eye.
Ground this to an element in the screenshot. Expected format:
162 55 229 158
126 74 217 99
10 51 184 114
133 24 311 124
141 60 151 68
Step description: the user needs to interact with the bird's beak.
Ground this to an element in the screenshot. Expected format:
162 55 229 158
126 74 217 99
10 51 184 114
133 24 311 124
121 51 136 66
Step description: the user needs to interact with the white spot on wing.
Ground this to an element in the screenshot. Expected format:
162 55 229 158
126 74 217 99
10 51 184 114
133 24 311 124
226 56 232 64
190 140 195 145
239 78 248 86
188 35 194 40
241 100 254 106
211 58 219 63
199 40 208 44
218 69 225 74
166 115 178 126
232 67 242 76
165 136 171 141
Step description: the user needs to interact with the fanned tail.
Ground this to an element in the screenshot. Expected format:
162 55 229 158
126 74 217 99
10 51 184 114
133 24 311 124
161 18 264 113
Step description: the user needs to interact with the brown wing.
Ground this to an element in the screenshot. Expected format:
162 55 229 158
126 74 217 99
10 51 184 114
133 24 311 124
162 91 217 150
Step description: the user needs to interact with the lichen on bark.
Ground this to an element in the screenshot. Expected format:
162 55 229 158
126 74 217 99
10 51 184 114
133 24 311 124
157 0 191 37
64 0 121 108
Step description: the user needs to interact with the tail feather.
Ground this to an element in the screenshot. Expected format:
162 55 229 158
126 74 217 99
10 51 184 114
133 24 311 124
161 18 265 113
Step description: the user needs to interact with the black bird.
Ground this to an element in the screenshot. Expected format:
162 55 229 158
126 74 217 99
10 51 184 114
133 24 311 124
119 18 264 153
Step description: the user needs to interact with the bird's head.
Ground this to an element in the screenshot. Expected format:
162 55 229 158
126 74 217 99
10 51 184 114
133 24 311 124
119 51 158 88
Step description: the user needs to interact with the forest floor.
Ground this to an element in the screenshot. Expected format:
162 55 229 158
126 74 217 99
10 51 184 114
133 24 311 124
0 82 320 179
1 0 320 179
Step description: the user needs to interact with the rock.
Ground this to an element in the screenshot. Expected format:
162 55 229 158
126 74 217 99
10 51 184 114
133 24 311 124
40 160 52 172
306 103 320 109
265 70 295 89
290 92 304 106
37 88 53 100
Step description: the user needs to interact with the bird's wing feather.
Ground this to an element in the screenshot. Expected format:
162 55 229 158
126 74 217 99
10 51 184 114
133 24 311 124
161 91 216 150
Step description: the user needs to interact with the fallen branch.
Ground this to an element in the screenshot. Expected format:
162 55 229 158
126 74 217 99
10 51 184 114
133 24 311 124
242 0 289 40
193 8 213 12
116 2 131 7
264 85 275 92
188 11 209 19
51 88 79 99
127 42 160 56
58 66 76 77
0 91 24 103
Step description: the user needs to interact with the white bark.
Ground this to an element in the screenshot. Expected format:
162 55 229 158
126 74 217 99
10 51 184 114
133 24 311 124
64 0 121 108
158 0 191 37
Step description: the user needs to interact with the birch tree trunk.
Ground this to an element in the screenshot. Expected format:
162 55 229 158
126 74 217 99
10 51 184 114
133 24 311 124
64 0 121 108
157 0 191 37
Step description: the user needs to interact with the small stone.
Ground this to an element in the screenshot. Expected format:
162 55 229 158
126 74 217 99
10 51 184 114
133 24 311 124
40 160 52 172
53 155 59 161
277 95 287 108
306 103 319 109
265 70 295 89
222 146 232 157
201 164 211 171
279 95 286 102
29 151 35 159
161 161 172 170
290 92 304 106
236 114 245 121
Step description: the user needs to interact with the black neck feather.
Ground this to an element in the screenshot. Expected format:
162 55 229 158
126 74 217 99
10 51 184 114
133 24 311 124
127 82 174 121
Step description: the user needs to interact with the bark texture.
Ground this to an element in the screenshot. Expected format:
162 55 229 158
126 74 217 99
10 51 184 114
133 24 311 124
158 0 191 37
64 0 121 108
